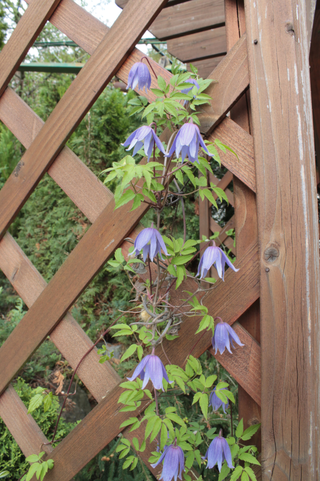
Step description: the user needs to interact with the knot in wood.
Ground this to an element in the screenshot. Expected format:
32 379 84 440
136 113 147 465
286 22 295 35
264 244 279 263
13 161 24 177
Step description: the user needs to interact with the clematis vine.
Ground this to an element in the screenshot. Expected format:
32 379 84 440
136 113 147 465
151 444 185 481
127 61 151 92
196 241 239 281
181 78 199 94
132 226 168 262
204 429 234 472
127 350 172 391
212 318 244 355
167 120 211 163
122 125 166 161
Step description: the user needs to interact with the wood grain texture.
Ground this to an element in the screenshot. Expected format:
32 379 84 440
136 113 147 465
0 0 61 97
0 88 113 224
117 0 225 40
207 117 256 192
225 0 261 451
310 7 320 178
167 27 227 62
0 0 168 240
34 244 260 481
188 57 224 79
116 0 191 8
245 0 320 477
0 385 53 457
198 34 249 135
0 233 120 400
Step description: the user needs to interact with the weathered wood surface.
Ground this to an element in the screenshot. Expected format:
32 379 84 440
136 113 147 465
187 56 224 79
225 0 261 452
0 88 113 223
0 233 120 400
310 7 320 175
116 0 191 8
245 0 320 478
167 27 227 62
0 0 61 97
0 0 168 240
198 34 249 134
117 0 225 40
0 385 53 457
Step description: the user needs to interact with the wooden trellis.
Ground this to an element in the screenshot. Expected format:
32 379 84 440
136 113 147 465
0 0 318 480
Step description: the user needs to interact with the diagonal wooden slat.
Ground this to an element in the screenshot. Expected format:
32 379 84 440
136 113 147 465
0 385 54 457
0 0 169 240
0 0 61 97
0 88 112 223
0 233 120 400
198 34 249 135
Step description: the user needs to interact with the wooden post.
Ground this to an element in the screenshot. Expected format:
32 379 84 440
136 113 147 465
244 0 319 478
224 0 261 452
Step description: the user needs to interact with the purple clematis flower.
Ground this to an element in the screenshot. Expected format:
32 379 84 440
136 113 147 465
196 241 239 281
132 226 168 262
212 319 244 355
167 121 211 163
122 125 166 161
210 387 229 413
205 430 234 472
181 78 200 94
151 444 185 481
127 62 151 92
127 352 172 391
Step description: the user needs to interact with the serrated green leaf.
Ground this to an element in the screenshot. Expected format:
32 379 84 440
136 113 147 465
150 417 162 442
160 423 167 449
27 394 43 414
200 393 209 419
241 423 261 441
236 419 244 438
120 344 137 362
230 465 243 481
115 190 135 209
26 454 40 464
244 466 257 481
218 463 230 481
120 417 138 429
26 464 40 481
238 453 260 465
158 75 167 91
43 392 53 413
241 472 249 481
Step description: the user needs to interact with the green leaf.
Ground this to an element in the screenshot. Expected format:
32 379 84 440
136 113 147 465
166 412 186 428
241 423 261 441
199 393 209 419
151 88 165 97
241 472 249 481
43 392 53 412
218 463 230 481
145 415 158 440
26 464 40 481
27 394 43 414
115 190 135 209
120 344 137 362
171 255 194 266
131 437 139 451
236 419 244 438
120 417 138 429
230 466 243 481
115 248 125 263
160 423 168 449
205 375 217 388
194 449 202 468
130 457 139 470
238 453 261 465
26 454 40 464
185 451 194 469
158 75 167 91
150 417 162 442
46 459 54 470
244 466 257 481
136 345 143 361
123 456 134 469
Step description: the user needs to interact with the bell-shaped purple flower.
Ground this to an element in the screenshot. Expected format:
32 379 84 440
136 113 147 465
209 387 229 413
122 125 166 161
127 62 151 92
127 353 172 391
132 226 168 262
151 444 185 481
181 78 199 94
167 121 211 163
196 241 239 281
205 430 234 472
212 320 244 355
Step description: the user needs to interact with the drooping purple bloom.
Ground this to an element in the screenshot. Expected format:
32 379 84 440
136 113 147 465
127 353 172 391
132 227 168 262
151 444 185 481
212 320 244 355
181 78 200 94
196 241 239 281
167 121 211 163
127 62 151 92
209 387 229 413
205 431 234 472
122 125 166 161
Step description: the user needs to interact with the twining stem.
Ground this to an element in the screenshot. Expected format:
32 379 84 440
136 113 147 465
140 56 157 80
148 258 153 296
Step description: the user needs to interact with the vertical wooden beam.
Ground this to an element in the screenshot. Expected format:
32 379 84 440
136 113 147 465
224 0 261 452
244 0 319 478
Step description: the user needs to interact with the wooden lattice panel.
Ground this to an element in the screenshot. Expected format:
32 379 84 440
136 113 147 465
0 0 262 479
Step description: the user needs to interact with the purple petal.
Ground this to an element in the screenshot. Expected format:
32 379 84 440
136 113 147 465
143 244 150 262
134 228 153 253
220 250 239 274
144 131 154 160
221 438 234 469
199 134 211 156
214 323 229 355
189 133 198 159
151 446 169 469
154 230 168 257
132 140 143 156
127 355 150 382
225 324 244 348
152 130 167 155
167 133 178 158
